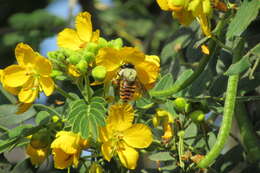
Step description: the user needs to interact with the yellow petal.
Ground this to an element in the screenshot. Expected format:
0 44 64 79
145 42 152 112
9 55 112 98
76 12 93 42
96 48 122 72
15 43 37 66
52 148 74 169
16 102 33 114
91 29 100 43
197 13 212 36
156 0 170 10
99 126 110 143
107 103 134 131
201 44 210 55
122 47 145 66
202 0 212 15
34 55 52 76
3 65 30 87
39 77 55 96
172 10 195 26
26 144 48 165
123 124 153 148
135 55 160 87
18 82 38 103
117 142 139 170
101 141 113 161
188 0 201 16
57 28 83 50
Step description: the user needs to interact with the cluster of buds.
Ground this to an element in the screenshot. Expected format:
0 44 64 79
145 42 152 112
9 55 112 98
48 37 123 80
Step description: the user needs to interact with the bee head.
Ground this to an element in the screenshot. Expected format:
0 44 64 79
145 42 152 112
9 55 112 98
121 63 134 69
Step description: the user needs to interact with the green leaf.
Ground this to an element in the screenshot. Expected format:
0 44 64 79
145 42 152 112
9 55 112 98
250 43 260 57
8 125 34 138
151 73 173 92
10 159 34 173
184 123 198 145
68 97 106 140
160 100 178 118
174 69 194 87
224 56 251 75
35 111 50 125
148 152 174 161
208 132 217 149
226 0 260 39
0 105 36 127
136 97 154 109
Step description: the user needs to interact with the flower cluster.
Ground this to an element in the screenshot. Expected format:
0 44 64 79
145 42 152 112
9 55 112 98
0 11 160 170
156 0 227 36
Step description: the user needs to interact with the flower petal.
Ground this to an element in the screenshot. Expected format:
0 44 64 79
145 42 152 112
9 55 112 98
16 102 33 114
15 43 37 66
76 12 93 42
101 141 113 161
52 148 74 169
96 48 122 72
3 65 30 87
39 77 55 96
123 124 153 148
26 144 48 165
91 29 100 42
18 81 38 103
118 142 139 170
57 28 82 50
107 103 134 131
156 0 170 11
34 55 52 76
135 55 160 87
122 47 145 65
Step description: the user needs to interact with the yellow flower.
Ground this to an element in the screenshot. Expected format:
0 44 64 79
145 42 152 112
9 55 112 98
156 0 214 36
153 109 174 142
57 12 100 50
26 144 49 165
2 43 54 103
0 69 20 95
96 47 160 90
51 131 88 169
100 103 153 169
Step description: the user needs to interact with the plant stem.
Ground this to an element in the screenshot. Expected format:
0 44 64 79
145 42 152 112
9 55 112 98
55 86 76 100
211 35 233 52
197 38 243 168
33 104 62 117
235 101 260 162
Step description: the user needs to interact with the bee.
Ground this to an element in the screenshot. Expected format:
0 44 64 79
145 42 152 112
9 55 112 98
114 63 143 102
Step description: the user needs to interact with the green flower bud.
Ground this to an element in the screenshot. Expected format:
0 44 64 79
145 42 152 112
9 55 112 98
173 97 190 113
51 70 63 78
86 42 98 54
189 110 205 123
92 66 107 82
89 162 103 173
47 51 57 59
83 51 95 62
98 37 108 49
76 60 88 73
112 38 123 49
30 129 52 149
68 54 81 65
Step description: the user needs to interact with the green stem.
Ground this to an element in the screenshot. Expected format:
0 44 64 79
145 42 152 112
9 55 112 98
235 101 260 162
197 38 243 168
33 104 62 117
211 36 233 52
55 86 76 100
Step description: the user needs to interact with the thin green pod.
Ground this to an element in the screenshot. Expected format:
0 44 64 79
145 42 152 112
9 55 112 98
198 38 244 168
198 75 239 168
235 102 260 162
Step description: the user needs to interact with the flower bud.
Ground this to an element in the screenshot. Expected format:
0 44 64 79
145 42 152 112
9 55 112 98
76 60 88 73
189 110 205 123
173 97 190 113
51 70 63 78
68 54 81 65
152 116 159 127
86 42 98 54
170 0 187 7
89 163 103 173
98 37 108 49
91 66 107 82
82 51 95 62
112 38 123 49
30 129 52 149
